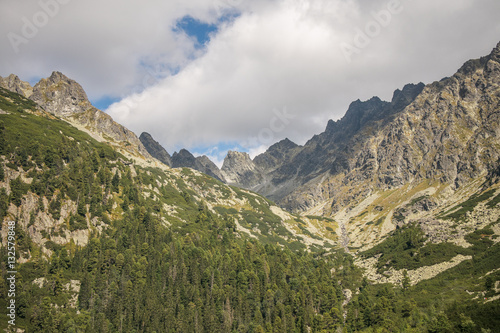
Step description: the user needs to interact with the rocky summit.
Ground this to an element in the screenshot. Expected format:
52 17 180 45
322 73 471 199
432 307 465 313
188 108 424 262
30 71 93 117
171 148 226 182
221 151 262 186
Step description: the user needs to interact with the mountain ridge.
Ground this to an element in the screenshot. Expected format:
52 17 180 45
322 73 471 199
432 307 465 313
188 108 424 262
1 71 155 162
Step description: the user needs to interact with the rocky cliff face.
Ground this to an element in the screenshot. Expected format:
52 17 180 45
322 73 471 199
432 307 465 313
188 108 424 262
139 131 228 181
224 43 500 214
69 107 152 159
285 42 500 214
0 74 33 97
220 83 425 203
139 132 173 166
195 155 226 182
253 138 299 171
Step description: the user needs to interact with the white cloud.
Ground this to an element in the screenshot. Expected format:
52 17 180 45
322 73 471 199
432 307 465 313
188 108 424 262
0 0 240 97
2 0 500 157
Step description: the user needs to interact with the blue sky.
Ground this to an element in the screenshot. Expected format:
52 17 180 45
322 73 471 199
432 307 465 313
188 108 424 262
94 96 121 111
174 16 218 46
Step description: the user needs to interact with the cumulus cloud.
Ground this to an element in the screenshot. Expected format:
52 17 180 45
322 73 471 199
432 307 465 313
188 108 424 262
107 0 500 154
1 0 500 157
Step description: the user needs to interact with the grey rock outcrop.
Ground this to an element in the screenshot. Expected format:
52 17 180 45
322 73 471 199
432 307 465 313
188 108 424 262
171 149 198 168
221 83 425 207
139 132 172 166
70 107 152 159
30 71 92 117
221 151 262 187
139 131 226 181
253 138 299 171
284 42 500 213
195 155 226 182
219 139 302 197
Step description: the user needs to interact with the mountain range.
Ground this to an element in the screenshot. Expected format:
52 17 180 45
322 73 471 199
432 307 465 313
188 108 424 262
0 42 499 332
137 42 500 249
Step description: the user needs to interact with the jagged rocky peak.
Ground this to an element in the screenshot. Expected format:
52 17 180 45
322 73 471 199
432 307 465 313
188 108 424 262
390 83 425 110
491 41 500 62
280 41 500 213
0 74 33 97
171 149 197 168
1 71 153 161
268 138 298 151
324 96 387 138
323 83 424 143
137 129 229 180
195 155 226 182
221 151 262 186
30 71 93 117
455 42 500 79
222 151 254 170
139 132 172 166
254 138 299 170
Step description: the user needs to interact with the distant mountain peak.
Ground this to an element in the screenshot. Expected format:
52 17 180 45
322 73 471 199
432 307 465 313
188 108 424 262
221 151 261 185
0 74 33 98
172 148 195 161
139 132 172 166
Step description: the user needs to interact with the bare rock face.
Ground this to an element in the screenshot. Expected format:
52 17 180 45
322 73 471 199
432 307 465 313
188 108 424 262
220 83 425 208
171 149 198 168
71 108 152 158
253 138 300 171
221 151 262 186
0 74 33 97
140 130 228 182
140 132 172 166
